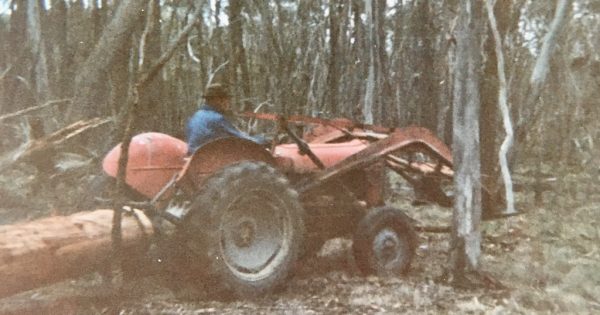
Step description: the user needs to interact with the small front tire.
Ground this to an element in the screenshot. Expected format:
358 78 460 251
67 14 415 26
352 206 417 277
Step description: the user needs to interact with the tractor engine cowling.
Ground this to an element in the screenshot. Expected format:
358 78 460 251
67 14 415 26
102 132 187 198
273 139 368 173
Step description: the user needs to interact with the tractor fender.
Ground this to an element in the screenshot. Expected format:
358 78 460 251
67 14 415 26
177 137 275 191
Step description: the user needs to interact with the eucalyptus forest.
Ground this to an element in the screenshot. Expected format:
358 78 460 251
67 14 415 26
0 0 599 313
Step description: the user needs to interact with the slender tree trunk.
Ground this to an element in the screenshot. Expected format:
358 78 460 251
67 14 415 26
363 0 375 124
351 0 365 121
391 3 406 127
411 0 438 131
448 0 484 284
48 0 69 100
26 0 50 103
228 0 251 111
480 0 509 211
252 0 285 112
486 0 515 214
138 0 163 132
91 0 102 44
374 0 386 124
326 0 342 115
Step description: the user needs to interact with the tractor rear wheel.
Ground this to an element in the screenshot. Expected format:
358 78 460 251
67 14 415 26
352 206 417 277
182 161 305 298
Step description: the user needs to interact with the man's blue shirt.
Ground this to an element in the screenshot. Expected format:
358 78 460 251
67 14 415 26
185 104 258 155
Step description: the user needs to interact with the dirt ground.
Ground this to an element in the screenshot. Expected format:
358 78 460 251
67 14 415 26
0 170 598 314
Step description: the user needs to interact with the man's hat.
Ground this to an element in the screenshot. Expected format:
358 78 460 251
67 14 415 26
203 83 230 98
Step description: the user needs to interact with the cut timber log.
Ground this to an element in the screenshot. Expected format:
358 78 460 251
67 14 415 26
0 209 153 299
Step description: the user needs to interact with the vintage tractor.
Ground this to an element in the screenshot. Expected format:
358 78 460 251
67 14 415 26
100 113 499 298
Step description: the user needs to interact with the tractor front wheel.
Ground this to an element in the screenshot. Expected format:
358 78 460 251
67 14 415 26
352 206 417 277
183 161 304 298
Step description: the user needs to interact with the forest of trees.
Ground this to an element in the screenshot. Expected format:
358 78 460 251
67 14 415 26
0 0 598 168
0 0 599 311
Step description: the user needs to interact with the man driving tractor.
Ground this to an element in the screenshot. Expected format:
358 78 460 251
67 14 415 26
185 83 265 155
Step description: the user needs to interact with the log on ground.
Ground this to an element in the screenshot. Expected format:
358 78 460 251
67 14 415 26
0 209 153 298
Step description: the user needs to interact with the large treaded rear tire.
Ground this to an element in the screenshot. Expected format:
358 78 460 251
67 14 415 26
182 161 305 298
352 206 417 277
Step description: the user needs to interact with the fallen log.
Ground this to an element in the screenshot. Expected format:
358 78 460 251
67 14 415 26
0 117 111 174
0 209 153 299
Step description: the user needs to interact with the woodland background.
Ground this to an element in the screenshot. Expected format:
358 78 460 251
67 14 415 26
1 0 599 171
0 0 599 313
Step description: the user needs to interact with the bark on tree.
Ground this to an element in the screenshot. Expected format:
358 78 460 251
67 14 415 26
228 0 252 111
411 0 438 131
350 0 365 121
48 0 69 99
486 0 515 214
26 0 50 103
326 0 342 115
448 0 484 284
138 0 163 132
363 0 375 124
480 14 499 201
374 0 386 124
480 0 513 213
68 0 146 120
0 209 153 299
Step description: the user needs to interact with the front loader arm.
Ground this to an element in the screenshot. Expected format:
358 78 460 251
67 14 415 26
298 126 452 193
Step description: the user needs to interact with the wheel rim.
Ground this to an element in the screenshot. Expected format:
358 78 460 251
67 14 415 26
372 227 409 274
219 190 292 281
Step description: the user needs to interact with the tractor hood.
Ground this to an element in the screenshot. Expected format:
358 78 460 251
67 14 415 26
102 132 187 198
273 139 369 173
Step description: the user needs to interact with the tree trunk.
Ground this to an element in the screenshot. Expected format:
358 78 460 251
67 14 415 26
326 0 342 115
228 0 251 111
138 0 164 132
68 0 146 121
480 0 511 212
350 0 365 121
411 0 438 131
26 0 51 103
485 0 515 214
374 0 386 124
448 0 484 284
0 209 153 299
362 0 375 124
3 0 35 115
48 0 69 100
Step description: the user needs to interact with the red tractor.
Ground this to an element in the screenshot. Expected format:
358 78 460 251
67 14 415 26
100 114 493 298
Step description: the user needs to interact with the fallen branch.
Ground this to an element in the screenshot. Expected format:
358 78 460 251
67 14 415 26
0 64 11 80
0 99 71 122
414 225 451 233
0 117 111 173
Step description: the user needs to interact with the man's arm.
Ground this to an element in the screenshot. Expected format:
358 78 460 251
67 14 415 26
212 115 268 145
